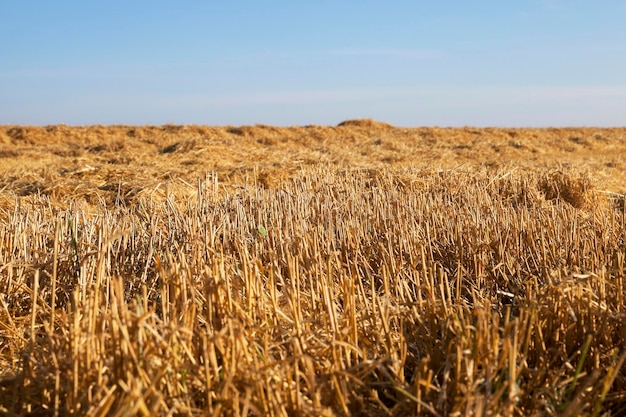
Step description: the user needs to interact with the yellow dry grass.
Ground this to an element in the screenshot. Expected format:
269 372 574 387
0 121 625 416
1 121 625 209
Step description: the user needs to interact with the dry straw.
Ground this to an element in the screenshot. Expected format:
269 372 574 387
1 161 625 416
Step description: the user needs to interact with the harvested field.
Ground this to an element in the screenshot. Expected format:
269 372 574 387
0 120 625 415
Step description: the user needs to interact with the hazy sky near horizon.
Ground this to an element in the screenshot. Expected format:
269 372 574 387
1 1 625 127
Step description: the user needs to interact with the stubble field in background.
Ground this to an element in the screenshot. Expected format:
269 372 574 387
0 120 625 416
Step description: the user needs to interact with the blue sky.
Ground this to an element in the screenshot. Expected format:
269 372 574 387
1 1 625 126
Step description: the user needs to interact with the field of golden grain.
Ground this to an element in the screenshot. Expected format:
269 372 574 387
1 120 625 416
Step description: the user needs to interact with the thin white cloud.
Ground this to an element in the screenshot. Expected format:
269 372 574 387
245 47 444 61
543 0 558 10
321 48 442 59
205 85 626 106
458 85 626 103
75 85 626 109
145 88 401 106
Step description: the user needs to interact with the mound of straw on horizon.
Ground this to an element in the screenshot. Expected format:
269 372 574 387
336 118 394 129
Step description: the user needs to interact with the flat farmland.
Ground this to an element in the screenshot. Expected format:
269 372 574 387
1 121 625 207
1 120 625 416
